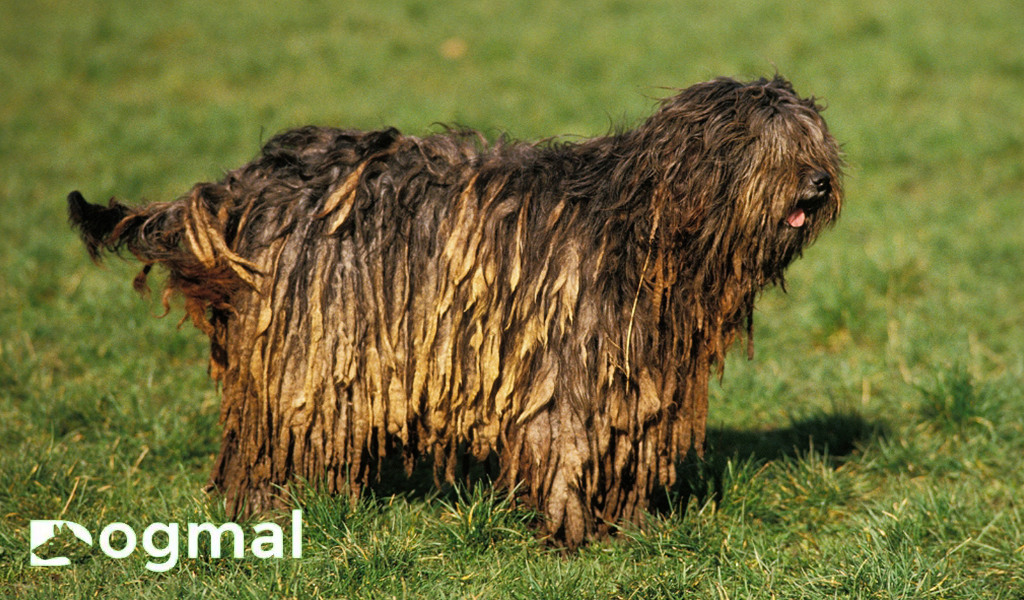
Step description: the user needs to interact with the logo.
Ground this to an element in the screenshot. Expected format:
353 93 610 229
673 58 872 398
30 510 302 572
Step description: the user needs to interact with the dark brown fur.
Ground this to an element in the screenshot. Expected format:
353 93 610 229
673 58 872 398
69 76 842 548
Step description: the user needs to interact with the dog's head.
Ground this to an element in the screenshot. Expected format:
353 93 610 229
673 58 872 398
635 76 843 283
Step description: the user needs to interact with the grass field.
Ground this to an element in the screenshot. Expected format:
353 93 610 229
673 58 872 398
2 0 1023 597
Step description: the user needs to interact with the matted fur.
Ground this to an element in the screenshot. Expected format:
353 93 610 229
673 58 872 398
69 76 842 548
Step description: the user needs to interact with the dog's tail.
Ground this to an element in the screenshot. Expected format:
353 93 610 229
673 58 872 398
67 191 135 261
67 189 261 333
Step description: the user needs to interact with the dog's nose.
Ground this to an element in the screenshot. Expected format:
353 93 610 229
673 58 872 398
811 171 831 194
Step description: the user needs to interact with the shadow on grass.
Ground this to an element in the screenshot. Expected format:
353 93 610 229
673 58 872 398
708 409 884 461
664 409 887 513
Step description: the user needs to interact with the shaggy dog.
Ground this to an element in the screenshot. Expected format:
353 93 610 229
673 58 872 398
69 76 842 548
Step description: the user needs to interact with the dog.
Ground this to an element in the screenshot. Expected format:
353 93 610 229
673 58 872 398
69 75 842 547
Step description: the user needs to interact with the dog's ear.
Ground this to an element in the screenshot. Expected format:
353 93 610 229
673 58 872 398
67 191 130 261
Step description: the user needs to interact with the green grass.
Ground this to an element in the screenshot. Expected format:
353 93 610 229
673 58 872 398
2 0 1023 596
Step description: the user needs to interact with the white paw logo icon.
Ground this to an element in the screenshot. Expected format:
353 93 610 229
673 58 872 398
30 520 93 566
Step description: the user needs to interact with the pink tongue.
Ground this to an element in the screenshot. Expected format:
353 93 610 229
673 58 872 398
787 209 806 228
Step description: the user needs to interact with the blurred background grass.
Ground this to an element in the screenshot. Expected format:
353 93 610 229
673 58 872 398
1 0 1022 597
